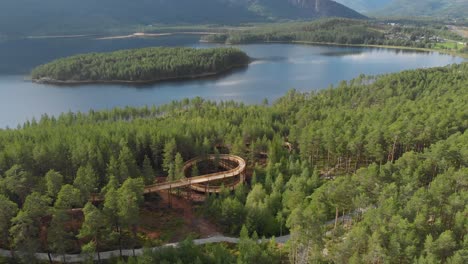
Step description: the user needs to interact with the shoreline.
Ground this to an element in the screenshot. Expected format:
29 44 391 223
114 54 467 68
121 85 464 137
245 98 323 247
96 31 220 40
20 31 221 41
20 32 467 59
32 63 249 85
26 34 95 39
287 41 468 59
213 40 468 59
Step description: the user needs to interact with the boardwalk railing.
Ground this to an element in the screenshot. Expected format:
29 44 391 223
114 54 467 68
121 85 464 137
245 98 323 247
144 154 246 193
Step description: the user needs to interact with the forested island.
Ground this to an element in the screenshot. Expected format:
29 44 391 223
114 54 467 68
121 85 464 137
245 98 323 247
31 47 250 84
1 62 467 263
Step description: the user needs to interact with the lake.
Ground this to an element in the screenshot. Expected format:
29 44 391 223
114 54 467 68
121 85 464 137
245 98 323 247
0 35 464 128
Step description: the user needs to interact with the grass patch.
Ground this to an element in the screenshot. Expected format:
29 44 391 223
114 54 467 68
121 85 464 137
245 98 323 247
434 42 465 50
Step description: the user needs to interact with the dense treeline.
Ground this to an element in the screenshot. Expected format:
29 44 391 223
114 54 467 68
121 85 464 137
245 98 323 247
289 131 467 263
202 18 468 51
0 63 466 262
203 19 384 45
31 47 250 83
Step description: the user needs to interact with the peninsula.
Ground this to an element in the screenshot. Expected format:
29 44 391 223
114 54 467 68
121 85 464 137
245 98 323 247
31 47 250 84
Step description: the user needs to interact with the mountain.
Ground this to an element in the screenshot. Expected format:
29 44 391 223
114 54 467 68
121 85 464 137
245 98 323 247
239 0 366 19
375 0 468 18
334 0 468 18
0 0 257 36
0 0 365 36
333 0 392 13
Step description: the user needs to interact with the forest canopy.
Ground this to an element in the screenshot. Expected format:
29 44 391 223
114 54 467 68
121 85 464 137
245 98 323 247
1 63 466 263
31 47 250 84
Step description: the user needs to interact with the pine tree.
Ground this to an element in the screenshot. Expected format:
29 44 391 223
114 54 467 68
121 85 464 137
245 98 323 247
191 163 200 177
10 193 51 263
0 195 18 247
47 207 73 260
78 203 109 263
74 164 98 202
142 155 155 185
117 178 144 256
118 143 139 179
163 138 177 173
174 153 185 180
44 170 64 199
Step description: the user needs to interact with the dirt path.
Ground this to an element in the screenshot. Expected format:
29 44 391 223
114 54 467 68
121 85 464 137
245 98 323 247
157 190 222 238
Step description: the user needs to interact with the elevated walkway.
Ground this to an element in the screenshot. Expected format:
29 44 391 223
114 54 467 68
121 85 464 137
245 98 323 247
144 154 246 194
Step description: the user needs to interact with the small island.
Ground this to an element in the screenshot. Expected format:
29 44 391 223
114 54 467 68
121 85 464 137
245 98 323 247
31 47 250 84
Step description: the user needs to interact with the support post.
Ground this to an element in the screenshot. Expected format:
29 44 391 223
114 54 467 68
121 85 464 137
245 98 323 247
168 185 172 208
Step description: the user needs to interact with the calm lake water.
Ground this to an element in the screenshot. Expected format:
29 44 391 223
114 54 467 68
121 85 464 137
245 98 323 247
0 35 464 128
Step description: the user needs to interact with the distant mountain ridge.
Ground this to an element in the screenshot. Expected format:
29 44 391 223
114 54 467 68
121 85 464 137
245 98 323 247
247 0 367 19
333 0 392 13
0 0 365 36
375 0 468 18
334 0 467 18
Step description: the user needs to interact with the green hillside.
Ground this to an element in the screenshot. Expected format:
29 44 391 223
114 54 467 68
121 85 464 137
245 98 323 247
244 0 366 19
0 0 365 36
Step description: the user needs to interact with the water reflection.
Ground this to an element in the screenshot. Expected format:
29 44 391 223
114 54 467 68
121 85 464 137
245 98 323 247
320 50 365 57
253 56 289 62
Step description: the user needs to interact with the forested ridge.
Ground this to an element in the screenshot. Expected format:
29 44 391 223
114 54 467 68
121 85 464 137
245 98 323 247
203 18 383 45
202 18 468 53
31 47 250 83
0 63 467 263
0 0 364 36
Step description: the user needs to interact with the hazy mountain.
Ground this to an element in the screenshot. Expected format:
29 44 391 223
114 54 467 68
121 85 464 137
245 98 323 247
240 0 366 19
333 0 392 13
0 0 364 36
334 0 468 18
375 0 468 18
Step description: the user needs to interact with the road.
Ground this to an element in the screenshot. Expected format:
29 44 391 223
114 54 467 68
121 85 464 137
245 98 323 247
0 234 291 263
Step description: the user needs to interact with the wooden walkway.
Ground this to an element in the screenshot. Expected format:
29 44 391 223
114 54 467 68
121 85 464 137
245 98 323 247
144 154 246 194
